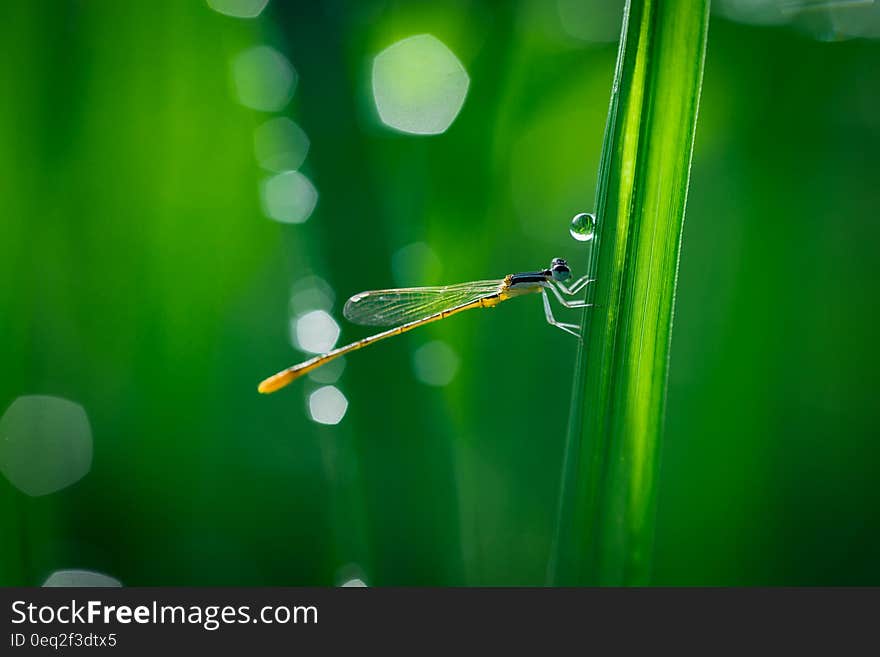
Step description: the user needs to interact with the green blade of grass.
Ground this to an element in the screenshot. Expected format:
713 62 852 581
549 0 710 585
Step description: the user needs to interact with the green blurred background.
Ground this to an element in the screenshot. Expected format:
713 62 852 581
1 0 878 586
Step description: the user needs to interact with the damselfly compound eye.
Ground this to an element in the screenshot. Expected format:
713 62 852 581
551 258 572 282
569 212 597 242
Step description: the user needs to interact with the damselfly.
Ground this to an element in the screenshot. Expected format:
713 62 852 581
258 258 592 394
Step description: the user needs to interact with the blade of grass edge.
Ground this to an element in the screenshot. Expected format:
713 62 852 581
548 0 710 585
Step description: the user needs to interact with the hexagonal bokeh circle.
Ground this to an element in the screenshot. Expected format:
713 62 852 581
372 34 470 135
43 570 122 587
0 395 92 496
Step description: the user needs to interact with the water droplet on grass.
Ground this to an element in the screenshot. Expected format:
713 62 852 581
569 212 597 242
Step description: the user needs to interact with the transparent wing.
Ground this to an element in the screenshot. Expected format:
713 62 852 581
343 279 504 327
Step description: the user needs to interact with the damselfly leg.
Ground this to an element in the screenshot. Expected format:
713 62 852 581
553 274 594 298
542 290 581 337
542 275 594 337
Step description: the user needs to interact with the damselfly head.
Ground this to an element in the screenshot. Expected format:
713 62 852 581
550 257 571 282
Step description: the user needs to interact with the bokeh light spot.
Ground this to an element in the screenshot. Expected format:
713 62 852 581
713 0 791 26
206 0 269 19
0 395 92 496
413 340 460 387
261 171 318 224
557 0 625 43
712 1 880 40
340 578 367 587
43 570 122 587
293 310 340 354
254 117 310 172
829 1 880 39
391 241 442 286
308 356 346 384
335 562 368 586
289 275 335 315
308 386 349 425
232 45 297 112
371 34 469 135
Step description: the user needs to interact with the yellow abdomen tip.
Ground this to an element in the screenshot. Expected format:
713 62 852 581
257 370 296 394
